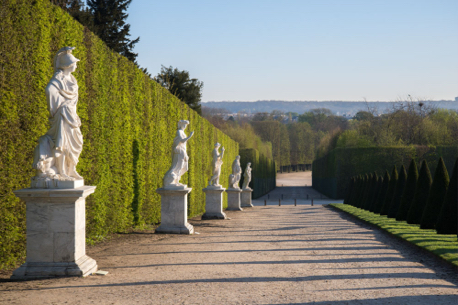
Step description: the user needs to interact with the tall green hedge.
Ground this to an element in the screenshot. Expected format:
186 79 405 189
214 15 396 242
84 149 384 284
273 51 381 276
239 148 276 199
0 0 239 269
312 146 458 199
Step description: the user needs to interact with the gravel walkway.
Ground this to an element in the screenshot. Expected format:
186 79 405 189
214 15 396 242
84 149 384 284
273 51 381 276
1 200 457 304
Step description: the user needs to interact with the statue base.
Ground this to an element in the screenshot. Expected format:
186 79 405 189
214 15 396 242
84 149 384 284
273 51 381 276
202 187 227 220
226 188 243 211
31 177 84 189
11 186 97 279
241 188 254 207
155 187 194 234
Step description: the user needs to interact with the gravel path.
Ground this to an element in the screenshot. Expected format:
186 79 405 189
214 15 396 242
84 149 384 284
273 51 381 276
1 201 457 304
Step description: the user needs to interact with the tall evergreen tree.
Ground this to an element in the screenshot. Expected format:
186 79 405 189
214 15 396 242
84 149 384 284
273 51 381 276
374 170 390 213
435 158 457 235
396 159 419 221
344 177 355 205
421 158 450 229
361 173 373 210
380 166 398 215
88 0 140 62
369 175 382 212
388 165 407 218
349 176 362 207
407 160 432 225
363 173 377 210
155 66 204 115
356 174 368 208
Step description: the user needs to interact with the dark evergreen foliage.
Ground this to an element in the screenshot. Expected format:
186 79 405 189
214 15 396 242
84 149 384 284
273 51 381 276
349 176 361 207
363 173 377 210
407 161 432 224
87 0 140 62
396 159 419 221
388 165 407 218
155 66 204 115
361 173 373 209
357 174 369 208
380 166 398 215
344 177 354 205
369 175 383 212
421 158 450 229
435 158 457 235
374 170 390 213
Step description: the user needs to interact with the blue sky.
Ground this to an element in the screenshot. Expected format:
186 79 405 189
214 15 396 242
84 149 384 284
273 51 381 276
127 0 458 102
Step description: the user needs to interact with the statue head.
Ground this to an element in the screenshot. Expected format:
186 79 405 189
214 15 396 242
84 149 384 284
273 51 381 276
53 47 80 73
177 120 189 130
214 143 221 148
247 162 251 167
236 155 240 160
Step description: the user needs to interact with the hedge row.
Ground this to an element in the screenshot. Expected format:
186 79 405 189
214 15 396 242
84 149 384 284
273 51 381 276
239 148 276 199
312 146 458 199
0 0 241 269
344 158 457 235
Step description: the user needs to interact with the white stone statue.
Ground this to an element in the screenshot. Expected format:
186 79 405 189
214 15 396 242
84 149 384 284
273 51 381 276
163 120 194 189
228 155 242 189
242 162 252 190
31 47 84 188
208 143 225 188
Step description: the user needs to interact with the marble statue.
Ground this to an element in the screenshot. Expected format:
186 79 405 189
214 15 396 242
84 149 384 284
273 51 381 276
228 155 242 189
242 162 252 190
208 143 225 187
31 47 84 188
163 120 194 189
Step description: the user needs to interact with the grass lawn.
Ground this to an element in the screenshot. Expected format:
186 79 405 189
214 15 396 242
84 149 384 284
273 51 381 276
329 203 458 267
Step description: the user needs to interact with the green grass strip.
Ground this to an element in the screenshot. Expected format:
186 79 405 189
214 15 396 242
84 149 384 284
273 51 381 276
329 203 458 267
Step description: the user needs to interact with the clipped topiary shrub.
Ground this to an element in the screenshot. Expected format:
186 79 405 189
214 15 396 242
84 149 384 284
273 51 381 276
369 174 382 212
380 166 398 215
388 165 407 218
435 158 457 235
374 170 390 214
396 159 419 221
420 158 450 229
407 160 432 225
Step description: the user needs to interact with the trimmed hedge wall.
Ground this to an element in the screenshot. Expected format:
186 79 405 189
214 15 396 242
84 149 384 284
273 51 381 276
239 148 276 199
312 146 458 199
0 0 239 269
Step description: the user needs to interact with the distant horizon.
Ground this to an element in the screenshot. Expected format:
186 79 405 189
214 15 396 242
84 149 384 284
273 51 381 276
203 99 457 103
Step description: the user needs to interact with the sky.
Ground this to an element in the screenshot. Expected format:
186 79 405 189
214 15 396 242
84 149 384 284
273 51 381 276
127 0 458 102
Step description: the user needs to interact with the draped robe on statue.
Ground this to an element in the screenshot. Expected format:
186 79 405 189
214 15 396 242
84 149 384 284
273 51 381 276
163 129 189 187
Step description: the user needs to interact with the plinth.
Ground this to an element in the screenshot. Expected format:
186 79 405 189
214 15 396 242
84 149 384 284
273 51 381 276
155 187 194 234
241 188 254 207
11 186 97 279
202 186 227 220
226 188 243 211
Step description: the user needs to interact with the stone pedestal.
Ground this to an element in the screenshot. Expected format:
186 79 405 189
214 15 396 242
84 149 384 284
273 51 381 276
11 186 97 279
241 188 254 208
202 187 227 220
155 187 194 234
226 188 243 211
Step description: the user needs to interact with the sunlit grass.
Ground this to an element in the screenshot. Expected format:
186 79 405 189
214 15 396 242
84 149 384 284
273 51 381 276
329 203 458 266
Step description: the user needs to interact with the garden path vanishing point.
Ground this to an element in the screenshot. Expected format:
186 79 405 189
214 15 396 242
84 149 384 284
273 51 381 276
1 177 457 304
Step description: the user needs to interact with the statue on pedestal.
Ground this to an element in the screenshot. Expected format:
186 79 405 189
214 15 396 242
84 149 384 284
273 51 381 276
208 143 225 187
228 155 242 189
163 120 194 189
242 162 252 190
31 47 84 188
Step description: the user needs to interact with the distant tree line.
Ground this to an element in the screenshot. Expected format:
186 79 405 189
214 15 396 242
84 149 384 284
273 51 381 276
203 98 458 172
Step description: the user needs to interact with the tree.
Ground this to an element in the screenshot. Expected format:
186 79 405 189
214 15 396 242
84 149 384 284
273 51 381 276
344 177 355 205
87 0 140 62
420 158 450 229
388 165 407 218
380 166 398 215
369 175 383 212
362 173 375 210
396 159 419 221
406 160 432 225
155 66 204 114
374 170 390 214
435 158 457 235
